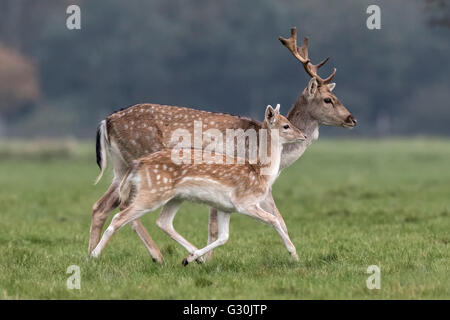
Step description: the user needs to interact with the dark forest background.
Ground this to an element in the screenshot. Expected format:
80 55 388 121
0 0 449 138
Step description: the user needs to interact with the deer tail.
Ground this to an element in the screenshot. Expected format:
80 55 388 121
94 120 109 185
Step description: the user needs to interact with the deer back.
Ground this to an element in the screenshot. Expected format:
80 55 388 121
106 103 263 165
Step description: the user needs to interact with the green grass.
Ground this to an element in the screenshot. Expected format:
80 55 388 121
0 138 449 299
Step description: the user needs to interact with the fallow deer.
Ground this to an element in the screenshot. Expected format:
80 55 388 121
90 105 306 264
89 28 356 263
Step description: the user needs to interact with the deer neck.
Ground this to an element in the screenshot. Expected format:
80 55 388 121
281 95 319 170
258 126 283 187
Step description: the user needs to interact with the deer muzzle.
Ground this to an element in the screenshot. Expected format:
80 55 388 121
344 115 357 127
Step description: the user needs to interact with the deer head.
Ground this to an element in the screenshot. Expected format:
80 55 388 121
279 28 356 128
264 104 306 143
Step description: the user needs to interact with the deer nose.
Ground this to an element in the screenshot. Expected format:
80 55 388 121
346 115 357 126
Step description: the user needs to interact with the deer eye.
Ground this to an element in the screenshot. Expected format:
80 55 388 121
324 98 332 103
283 124 290 129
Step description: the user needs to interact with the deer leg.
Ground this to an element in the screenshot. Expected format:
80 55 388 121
156 200 201 256
129 220 164 264
259 190 289 235
182 211 231 266
239 203 298 261
89 183 164 262
90 204 148 258
118 200 164 264
203 207 219 261
89 182 120 254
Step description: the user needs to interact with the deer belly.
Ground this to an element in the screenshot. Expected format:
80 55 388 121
175 179 235 212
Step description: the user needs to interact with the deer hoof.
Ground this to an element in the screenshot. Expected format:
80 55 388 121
182 258 189 267
203 251 213 262
195 256 206 264
152 257 164 265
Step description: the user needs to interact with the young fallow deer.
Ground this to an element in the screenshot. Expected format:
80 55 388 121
89 28 356 263
90 105 306 264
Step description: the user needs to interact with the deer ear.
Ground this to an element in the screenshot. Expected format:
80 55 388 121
265 105 276 124
307 78 318 98
327 82 336 92
274 104 280 113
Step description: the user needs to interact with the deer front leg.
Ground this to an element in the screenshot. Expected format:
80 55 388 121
239 203 298 261
182 211 231 266
203 207 219 261
156 200 204 263
259 189 289 235
204 192 288 262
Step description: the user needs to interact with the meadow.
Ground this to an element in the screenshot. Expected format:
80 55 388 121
0 139 449 299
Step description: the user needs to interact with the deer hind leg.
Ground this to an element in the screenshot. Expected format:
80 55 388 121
113 201 164 264
203 207 219 261
130 220 164 264
182 211 231 266
88 182 163 262
89 182 120 254
90 204 150 258
239 203 298 261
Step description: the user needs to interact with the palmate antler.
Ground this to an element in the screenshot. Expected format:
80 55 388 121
279 27 336 85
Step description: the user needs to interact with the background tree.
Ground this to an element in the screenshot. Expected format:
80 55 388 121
0 43 40 124
0 0 448 137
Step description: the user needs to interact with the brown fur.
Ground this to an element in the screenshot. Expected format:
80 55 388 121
106 104 262 164
119 111 304 210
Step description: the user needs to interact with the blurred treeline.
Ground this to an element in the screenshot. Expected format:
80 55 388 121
0 0 449 138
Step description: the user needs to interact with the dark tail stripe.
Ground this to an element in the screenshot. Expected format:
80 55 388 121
96 123 102 169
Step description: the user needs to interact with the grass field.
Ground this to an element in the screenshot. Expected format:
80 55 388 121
0 138 449 299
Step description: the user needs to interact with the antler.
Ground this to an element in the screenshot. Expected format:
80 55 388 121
279 27 336 85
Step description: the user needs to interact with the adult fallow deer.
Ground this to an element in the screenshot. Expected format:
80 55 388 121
89 28 356 263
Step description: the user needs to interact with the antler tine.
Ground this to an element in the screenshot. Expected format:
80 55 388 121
313 57 330 70
279 27 337 85
321 67 336 84
278 27 309 64
308 57 336 83
297 37 309 61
